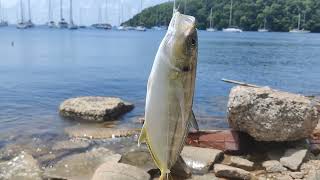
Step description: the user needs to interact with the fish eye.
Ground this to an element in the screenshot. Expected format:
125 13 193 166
191 38 196 46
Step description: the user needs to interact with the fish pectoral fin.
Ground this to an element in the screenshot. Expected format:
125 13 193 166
189 110 199 131
138 126 147 146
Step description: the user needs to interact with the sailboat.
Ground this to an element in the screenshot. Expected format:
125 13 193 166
25 0 34 28
17 0 28 29
78 8 86 28
290 13 310 33
135 0 146 31
68 0 78 29
258 18 268 32
47 0 56 28
0 0 8 27
58 0 68 28
223 0 242 32
116 0 126 31
92 1 111 30
206 8 217 32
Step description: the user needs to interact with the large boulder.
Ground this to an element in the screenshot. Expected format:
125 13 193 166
44 147 121 180
0 152 42 180
59 96 134 122
228 86 319 141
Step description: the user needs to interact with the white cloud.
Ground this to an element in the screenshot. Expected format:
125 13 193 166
0 0 170 25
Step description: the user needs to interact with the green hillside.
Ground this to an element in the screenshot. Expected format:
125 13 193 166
122 0 320 32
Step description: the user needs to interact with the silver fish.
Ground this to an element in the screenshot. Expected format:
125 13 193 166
138 11 198 179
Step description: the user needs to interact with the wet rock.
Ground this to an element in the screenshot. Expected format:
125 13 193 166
120 148 157 172
171 156 192 178
65 125 140 139
280 148 307 170
262 160 287 173
91 162 150 180
228 86 319 141
289 172 304 179
44 147 121 180
214 164 251 180
181 146 223 173
227 156 254 171
52 139 90 150
0 152 42 180
59 96 134 122
188 173 218 180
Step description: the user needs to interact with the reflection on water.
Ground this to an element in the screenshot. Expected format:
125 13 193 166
0 27 320 150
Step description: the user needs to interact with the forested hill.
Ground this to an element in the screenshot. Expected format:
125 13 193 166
122 0 320 32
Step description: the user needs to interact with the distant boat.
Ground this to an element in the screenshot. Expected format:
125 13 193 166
135 26 146 31
68 0 78 30
58 0 68 28
289 13 310 33
116 25 126 31
222 0 242 32
17 0 28 29
258 18 269 32
26 0 34 28
152 26 162 30
206 8 217 32
92 2 112 30
0 0 8 27
47 0 56 28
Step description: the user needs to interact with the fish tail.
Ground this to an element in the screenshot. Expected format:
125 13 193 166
159 169 171 180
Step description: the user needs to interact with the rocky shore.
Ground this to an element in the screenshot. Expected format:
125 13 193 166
0 89 320 180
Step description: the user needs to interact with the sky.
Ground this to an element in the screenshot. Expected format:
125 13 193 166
0 0 170 25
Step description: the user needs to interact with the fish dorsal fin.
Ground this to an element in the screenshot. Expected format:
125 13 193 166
189 110 199 131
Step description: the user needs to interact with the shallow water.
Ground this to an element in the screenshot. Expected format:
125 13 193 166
0 27 320 145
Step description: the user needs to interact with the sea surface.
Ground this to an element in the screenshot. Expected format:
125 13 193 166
0 27 320 145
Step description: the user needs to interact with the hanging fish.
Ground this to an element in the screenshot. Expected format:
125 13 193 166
138 11 198 179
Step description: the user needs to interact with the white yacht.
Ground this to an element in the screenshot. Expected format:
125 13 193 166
0 0 8 27
289 13 310 33
258 18 269 32
26 0 34 28
68 0 78 29
58 0 68 28
135 26 146 31
17 0 28 29
222 0 242 32
206 8 217 32
47 0 56 28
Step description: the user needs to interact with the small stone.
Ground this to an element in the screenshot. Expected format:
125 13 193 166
181 146 223 173
262 160 287 173
280 148 307 170
289 172 304 179
59 96 134 122
188 173 218 180
214 164 251 180
91 162 150 180
278 174 293 180
228 156 254 171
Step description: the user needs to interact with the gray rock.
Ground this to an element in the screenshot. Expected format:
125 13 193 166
171 156 192 178
228 156 254 171
44 147 121 180
181 146 223 173
289 172 304 179
277 174 293 180
91 162 150 180
214 164 251 180
228 86 319 141
262 160 287 173
280 148 307 170
59 96 134 122
307 170 320 180
0 152 42 180
188 173 218 180
52 140 90 150
65 125 140 139
120 149 157 172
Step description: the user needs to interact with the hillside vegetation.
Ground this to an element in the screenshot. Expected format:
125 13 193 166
123 0 320 32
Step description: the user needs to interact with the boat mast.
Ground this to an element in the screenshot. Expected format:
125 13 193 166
60 0 63 20
0 0 2 22
27 0 31 22
229 0 233 27
69 0 73 24
105 0 108 23
209 7 213 28
20 0 24 23
48 0 52 22
298 13 301 30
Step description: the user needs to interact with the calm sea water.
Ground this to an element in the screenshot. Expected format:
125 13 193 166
0 27 320 142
